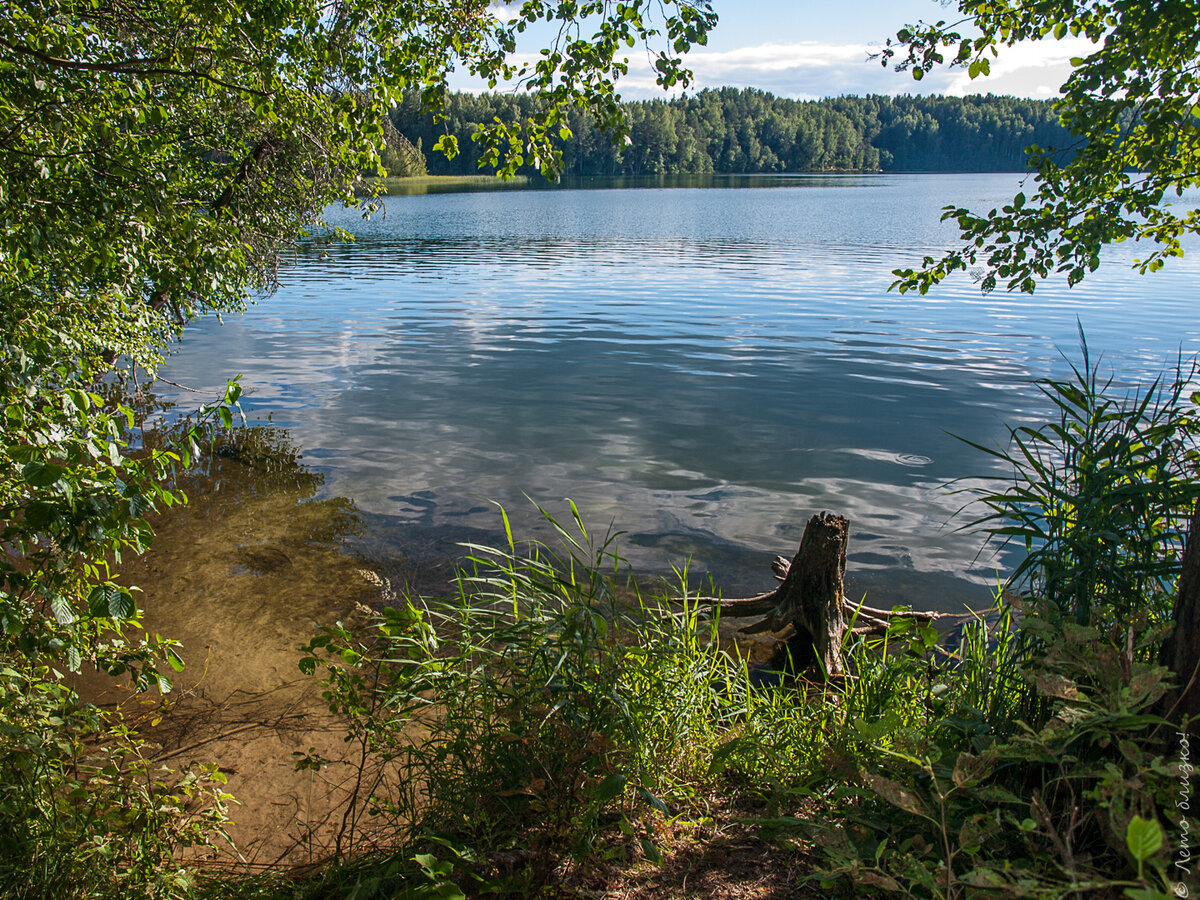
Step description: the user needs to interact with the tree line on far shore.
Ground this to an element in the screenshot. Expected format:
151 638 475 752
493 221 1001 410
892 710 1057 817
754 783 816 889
387 87 1070 177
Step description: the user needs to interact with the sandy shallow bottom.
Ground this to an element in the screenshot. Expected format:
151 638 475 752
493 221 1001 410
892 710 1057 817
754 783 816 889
75 436 413 868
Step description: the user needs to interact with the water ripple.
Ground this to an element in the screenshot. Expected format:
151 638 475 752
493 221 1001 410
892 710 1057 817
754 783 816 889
159 175 1200 607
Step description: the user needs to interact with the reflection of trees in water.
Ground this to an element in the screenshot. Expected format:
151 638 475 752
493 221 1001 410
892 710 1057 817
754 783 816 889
106 379 328 492
209 427 364 545
208 426 322 495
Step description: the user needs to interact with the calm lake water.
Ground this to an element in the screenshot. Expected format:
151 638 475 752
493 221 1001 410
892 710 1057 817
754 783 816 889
158 173 1200 608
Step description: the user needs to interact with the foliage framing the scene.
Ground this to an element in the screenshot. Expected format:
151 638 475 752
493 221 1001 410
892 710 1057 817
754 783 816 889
886 0 1200 294
0 0 713 895
5 0 1200 897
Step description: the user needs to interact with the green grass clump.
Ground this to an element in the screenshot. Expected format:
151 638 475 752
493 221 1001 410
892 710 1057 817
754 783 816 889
298 506 749 896
964 335 1200 632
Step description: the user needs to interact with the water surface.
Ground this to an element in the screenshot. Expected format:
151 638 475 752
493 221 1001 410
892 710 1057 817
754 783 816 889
159 174 1200 607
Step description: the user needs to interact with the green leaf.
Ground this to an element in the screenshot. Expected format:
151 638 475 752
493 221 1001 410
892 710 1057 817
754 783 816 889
638 787 669 814
108 588 136 620
24 501 57 531
1126 815 1163 862
22 461 65 487
50 594 74 625
863 772 925 816
639 837 662 863
87 586 109 617
594 773 626 805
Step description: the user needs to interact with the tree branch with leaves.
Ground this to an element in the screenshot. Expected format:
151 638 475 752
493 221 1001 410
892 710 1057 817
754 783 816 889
884 0 1200 295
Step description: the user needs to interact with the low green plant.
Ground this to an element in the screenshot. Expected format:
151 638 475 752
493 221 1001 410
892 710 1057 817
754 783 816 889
803 609 1180 898
299 505 754 895
298 510 1062 898
0 656 233 899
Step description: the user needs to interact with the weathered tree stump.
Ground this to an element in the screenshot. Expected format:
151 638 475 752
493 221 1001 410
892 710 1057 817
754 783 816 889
775 512 849 675
1160 501 1200 731
694 511 948 678
701 512 848 676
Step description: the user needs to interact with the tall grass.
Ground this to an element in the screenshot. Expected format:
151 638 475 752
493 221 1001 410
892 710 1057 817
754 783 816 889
298 505 755 895
962 334 1199 631
293 517 1075 898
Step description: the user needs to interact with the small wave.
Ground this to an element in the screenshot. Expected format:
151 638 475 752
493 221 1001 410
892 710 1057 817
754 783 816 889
844 448 933 467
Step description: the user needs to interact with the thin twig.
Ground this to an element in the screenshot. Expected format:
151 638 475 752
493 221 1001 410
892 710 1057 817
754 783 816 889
154 714 308 761
153 376 224 394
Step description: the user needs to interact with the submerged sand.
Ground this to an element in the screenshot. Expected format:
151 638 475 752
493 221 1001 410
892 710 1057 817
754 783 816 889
76 432 407 867
74 428 783 872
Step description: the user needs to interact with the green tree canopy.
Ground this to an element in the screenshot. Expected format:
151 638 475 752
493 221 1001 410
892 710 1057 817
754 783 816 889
390 88 1066 176
1 0 716 368
886 0 1200 294
0 6 714 886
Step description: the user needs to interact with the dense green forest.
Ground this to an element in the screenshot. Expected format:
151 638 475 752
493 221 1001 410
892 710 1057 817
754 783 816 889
390 88 1070 176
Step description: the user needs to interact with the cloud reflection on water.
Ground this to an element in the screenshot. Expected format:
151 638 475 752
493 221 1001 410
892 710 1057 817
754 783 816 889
160 175 1200 609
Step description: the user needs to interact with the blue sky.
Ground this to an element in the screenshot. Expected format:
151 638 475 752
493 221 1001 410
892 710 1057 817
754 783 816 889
472 1 1092 100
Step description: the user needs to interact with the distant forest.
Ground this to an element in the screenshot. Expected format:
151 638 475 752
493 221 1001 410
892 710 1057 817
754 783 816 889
388 88 1071 177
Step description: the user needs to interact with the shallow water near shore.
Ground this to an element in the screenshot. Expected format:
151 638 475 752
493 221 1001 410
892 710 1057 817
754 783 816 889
153 173 1200 609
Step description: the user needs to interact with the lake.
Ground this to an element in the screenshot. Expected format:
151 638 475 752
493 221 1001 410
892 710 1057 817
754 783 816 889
156 173 1200 608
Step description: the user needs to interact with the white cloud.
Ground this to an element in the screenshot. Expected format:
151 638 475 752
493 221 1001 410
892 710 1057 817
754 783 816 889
486 3 521 23
609 39 926 99
610 35 1101 100
448 32 1101 101
941 36 1097 98
683 41 877 74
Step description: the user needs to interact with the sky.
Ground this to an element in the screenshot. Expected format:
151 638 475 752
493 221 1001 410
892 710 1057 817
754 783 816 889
470 1 1095 101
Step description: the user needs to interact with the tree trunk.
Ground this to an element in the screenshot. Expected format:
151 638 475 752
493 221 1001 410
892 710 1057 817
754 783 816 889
1161 501 1200 731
